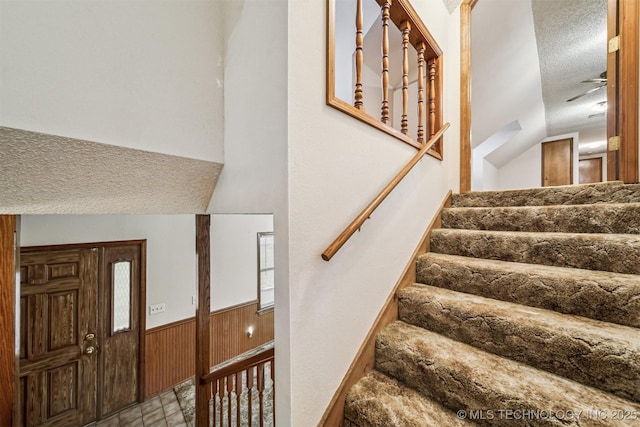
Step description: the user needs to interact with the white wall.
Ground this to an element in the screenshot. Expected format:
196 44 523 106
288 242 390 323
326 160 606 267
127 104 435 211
286 0 459 424
20 214 273 329
497 132 579 189
497 143 541 190
0 1 223 163
482 159 499 190
208 0 288 215
211 214 273 311
472 0 547 168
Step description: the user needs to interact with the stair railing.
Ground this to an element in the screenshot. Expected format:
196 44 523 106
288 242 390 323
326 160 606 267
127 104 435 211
200 341 275 427
327 0 444 154
322 123 450 261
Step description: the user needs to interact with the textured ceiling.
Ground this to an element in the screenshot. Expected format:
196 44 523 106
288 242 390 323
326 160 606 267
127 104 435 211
532 0 607 150
0 127 223 214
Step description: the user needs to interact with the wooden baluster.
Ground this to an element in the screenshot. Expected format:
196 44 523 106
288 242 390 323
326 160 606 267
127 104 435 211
219 378 225 427
236 371 242 427
381 0 391 125
247 366 254 427
227 375 234 427
354 0 364 110
213 380 218 427
400 21 411 135
428 57 437 138
270 360 275 425
257 363 265 427
416 42 426 143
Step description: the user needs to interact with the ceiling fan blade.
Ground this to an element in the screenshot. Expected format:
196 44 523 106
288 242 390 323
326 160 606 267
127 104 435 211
566 84 606 102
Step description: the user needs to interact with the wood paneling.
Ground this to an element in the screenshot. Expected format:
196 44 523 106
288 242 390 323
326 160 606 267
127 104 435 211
319 191 452 426
210 304 274 367
0 215 16 427
144 301 274 398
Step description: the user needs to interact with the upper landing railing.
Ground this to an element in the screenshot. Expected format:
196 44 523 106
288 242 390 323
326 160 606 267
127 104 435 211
323 0 449 261
327 0 444 154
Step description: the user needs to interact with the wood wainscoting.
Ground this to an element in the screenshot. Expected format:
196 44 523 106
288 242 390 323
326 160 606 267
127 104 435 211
144 301 274 397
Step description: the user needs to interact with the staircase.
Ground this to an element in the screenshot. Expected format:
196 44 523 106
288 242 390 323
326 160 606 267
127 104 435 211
343 182 640 426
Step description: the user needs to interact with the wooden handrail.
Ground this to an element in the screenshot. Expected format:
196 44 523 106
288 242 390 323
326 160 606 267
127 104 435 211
200 341 274 385
321 123 450 261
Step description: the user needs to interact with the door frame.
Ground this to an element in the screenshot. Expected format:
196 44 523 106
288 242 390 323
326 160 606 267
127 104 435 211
19 239 147 421
460 0 639 191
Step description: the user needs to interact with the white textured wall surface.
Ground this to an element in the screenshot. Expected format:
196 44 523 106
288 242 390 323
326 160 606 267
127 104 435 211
0 0 224 163
208 0 288 215
211 214 273 311
497 143 541 190
20 215 196 329
0 128 222 214
286 0 460 424
472 0 547 168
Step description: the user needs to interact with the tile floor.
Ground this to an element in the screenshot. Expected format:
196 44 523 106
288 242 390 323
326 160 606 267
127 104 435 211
86 390 187 427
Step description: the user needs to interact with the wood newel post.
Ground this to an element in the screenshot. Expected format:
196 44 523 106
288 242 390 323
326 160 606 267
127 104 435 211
428 57 437 138
381 0 391 125
400 21 411 135
195 214 211 427
416 42 426 143
354 0 365 110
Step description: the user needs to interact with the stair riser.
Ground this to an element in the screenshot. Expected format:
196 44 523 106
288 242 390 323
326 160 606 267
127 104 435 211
451 183 640 208
376 322 640 427
442 204 640 234
416 254 640 328
430 229 640 274
398 286 640 402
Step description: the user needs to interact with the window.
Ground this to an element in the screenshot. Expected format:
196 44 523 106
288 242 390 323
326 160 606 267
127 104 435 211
112 260 131 333
257 232 274 311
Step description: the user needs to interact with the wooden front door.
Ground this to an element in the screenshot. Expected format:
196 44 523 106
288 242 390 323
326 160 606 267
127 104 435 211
542 138 573 186
19 242 144 426
19 249 99 427
579 158 603 184
99 245 141 417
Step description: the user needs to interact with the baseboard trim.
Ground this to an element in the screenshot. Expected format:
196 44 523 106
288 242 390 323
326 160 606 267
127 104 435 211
318 190 452 426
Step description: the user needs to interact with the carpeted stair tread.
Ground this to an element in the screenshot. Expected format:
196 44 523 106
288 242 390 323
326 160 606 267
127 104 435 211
415 253 640 328
398 283 640 401
441 203 640 234
451 182 640 208
343 369 477 427
430 228 640 274
376 321 640 427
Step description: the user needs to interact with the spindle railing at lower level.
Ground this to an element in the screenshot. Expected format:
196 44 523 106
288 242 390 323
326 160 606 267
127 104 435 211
200 342 275 427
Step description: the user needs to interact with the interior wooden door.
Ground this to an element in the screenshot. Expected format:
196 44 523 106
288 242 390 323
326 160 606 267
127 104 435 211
99 245 141 417
579 158 603 184
542 138 573 186
19 249 98 426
